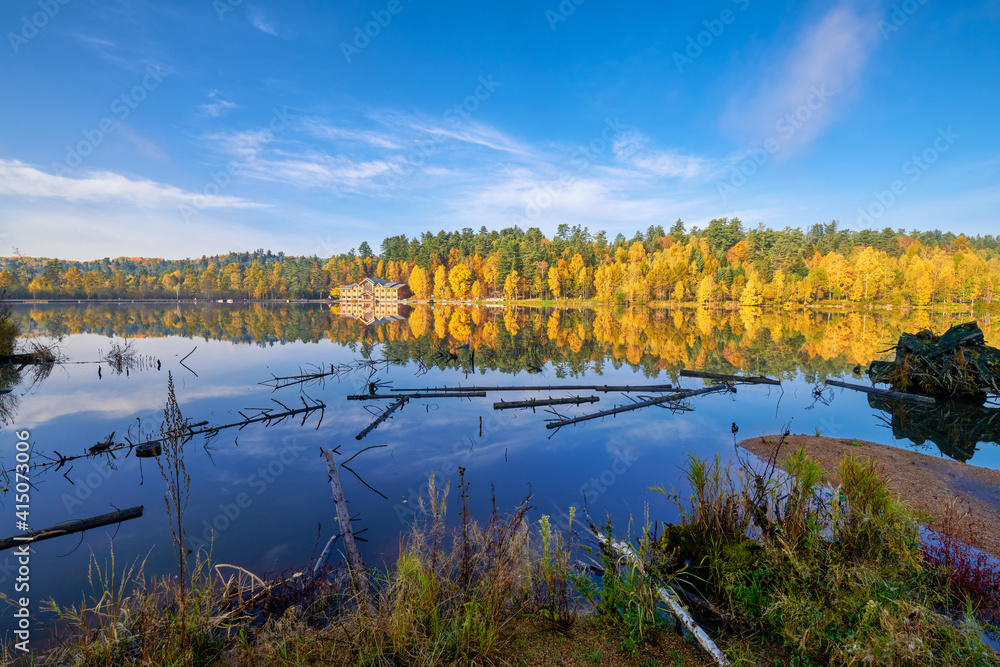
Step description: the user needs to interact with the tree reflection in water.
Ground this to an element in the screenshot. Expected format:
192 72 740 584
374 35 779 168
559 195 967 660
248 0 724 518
869 394 1000 463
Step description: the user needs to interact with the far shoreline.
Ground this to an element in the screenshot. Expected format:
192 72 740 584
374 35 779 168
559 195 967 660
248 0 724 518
8 296 993 316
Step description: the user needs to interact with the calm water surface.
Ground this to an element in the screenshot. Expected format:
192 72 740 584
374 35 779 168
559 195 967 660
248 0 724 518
2 302 998 638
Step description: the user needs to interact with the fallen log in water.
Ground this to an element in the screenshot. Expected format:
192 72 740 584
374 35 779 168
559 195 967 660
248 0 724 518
0 506 144 551
347 392 486 400
0 353 55 366
494 396 599 410
545 385 730 429
259 359 388 390
356 398 406 440
321 450 372 614
825 380 936 405
680 370 780 386
389 384 675 393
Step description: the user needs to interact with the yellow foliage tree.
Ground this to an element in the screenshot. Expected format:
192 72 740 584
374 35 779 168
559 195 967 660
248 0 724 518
547 265 562 299
672 281 685 302
697 275 715 304
408 266 431 299
850 247 881 301
448 263 472 298
434 265 452 300
504 270 522 300
483 256 499 295
741 268 763 306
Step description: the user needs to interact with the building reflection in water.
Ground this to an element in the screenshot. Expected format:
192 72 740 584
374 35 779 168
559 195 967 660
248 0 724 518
336 301 411 326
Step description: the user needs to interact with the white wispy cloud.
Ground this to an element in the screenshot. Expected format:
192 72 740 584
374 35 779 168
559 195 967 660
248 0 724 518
248 6 282 37
1 203 295 260
238 150 399 192
199 90 238 118
613 130 716 179
404 117 534 156
450 164 710 234
202 109 535 194
726 4 880 156
301 118 402 150
195 102 729 234
0 159 263 209
115 123 169 162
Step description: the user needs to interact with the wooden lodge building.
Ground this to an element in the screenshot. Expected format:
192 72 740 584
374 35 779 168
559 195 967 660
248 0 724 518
339 277 410 302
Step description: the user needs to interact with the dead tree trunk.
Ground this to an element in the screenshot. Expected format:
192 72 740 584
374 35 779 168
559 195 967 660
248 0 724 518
825 380 936 405
546 385 729 429
355 398 406 440
0 506 144 551
680 370 780 385
321 449 372 614
494 396 599 410
348 392 485 400
389 384 676 393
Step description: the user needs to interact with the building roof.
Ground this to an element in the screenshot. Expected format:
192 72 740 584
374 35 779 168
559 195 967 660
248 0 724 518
339 277 406 290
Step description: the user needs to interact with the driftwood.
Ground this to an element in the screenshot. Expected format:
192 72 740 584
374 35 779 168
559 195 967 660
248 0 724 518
494 396 599 410
260 359 389 390
579 499 729 666
321 450 371 613
598 534 730 666
545 385 730 429
15 399 326 477
389 384 675 393
825 380 935 406
348 392 486 400
314 533 340 576
0 353 50 366
356 398 406 440
0 506 144 551
680 370 780 386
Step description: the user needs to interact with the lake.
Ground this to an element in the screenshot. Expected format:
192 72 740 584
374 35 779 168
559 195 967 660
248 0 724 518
2 302 999 638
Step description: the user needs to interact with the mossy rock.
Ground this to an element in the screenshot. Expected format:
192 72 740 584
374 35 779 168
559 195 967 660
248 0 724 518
868 321 1000 398
654 523 707 561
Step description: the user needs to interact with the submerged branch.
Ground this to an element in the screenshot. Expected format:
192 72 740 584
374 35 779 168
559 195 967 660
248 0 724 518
545 385 731 429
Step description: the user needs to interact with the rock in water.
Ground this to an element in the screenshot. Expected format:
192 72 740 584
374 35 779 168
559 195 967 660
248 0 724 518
868 321 1000 399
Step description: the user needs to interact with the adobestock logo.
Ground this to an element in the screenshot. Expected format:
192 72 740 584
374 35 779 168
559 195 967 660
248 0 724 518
7 0 71 54
545 0 588 31
179 106 290 222
673 0 752 73
717 84 834 201
340 0 414 63
52 65 168 176
855 126 959 230
878 0 929 40
385 74 501 189
510 116 629 225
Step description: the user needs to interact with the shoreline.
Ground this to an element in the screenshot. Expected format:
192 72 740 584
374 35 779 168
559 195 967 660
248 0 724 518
739 433 1000 559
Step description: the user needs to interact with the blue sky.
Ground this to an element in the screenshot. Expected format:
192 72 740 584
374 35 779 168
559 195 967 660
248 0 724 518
0 0 998 260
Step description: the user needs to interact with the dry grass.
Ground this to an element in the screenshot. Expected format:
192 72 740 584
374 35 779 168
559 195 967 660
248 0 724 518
651 437 1000 666
0 471 596 666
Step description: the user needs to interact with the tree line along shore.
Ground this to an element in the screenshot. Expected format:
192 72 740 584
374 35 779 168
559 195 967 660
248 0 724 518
2 220 998 307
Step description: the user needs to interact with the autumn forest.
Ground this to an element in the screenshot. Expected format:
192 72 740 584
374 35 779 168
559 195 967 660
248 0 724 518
2 219 999 307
